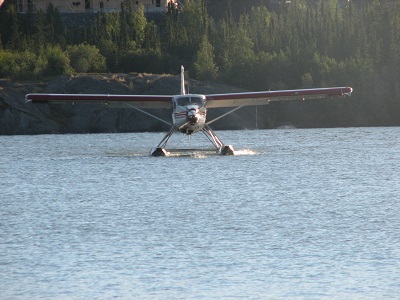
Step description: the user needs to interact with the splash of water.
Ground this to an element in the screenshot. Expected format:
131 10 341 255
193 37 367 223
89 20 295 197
234 149 258 156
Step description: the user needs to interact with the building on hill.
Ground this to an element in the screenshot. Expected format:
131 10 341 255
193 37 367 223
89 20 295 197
16 0 178 13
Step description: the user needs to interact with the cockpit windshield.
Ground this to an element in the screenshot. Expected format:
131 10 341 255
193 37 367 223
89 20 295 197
176 96 205 107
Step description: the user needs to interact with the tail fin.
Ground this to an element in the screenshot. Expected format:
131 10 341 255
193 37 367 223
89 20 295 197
180 65 186 95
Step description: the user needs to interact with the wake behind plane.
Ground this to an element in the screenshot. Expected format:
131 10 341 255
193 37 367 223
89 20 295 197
26 66 352 156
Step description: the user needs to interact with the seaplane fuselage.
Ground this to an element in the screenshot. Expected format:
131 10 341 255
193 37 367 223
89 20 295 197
172 94 207 135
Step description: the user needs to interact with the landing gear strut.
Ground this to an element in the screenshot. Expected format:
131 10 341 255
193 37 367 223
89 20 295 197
150 126 177 156
150 125 235 156
202 125 235 155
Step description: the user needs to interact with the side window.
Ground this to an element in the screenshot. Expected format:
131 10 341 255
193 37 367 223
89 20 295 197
177 98 186 106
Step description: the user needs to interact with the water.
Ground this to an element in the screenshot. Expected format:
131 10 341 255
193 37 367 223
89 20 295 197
1 127 400 299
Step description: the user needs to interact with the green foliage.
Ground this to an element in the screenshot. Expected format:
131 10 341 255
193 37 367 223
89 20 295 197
220 22 256 87
0 50 39 79
8 5 21 51
0 0 400 123
45 3 66 45
301 73 314 88
194 34 218 81
0 50 19 78
119 3 147 51
245 6 271 52
144 21 161 51
67 43 106 73
42 45 72 77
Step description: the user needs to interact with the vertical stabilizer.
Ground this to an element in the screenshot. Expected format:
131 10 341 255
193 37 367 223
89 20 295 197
180 65 186 95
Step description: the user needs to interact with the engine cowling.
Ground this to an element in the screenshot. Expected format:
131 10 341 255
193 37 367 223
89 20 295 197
188 108 199 125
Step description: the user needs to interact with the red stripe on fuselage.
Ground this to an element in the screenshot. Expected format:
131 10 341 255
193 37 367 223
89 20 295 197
175 112 187 119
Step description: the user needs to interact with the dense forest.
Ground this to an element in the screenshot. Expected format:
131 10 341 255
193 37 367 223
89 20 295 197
1 0 400 126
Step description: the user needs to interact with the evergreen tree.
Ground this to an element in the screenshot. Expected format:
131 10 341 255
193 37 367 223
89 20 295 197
33 10 46 53
144 21 161 52
194 34 218 80
8 5 21 50
221 19 256 86
45 3 65 46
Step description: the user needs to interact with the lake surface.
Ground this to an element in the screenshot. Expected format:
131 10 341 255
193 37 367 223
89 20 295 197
1 127 400 299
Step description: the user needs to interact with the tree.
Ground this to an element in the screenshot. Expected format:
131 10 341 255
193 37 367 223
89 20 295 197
144 21 161 52
119 2 147 51
8 5 21 50
33 10 46 53
221 22 256 86
92 13 119 69
194 34 218 80
45 3 66 45
244 5 272 53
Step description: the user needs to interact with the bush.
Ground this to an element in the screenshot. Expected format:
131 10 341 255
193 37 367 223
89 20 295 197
0 50 38 80
42 45 72 76
67 43 106 73
0 50 15 77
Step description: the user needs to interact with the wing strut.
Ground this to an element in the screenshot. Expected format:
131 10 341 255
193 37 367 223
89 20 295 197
123 102 172 126
206 105 246 125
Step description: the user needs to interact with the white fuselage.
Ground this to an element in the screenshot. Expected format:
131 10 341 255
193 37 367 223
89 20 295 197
172 94 207 135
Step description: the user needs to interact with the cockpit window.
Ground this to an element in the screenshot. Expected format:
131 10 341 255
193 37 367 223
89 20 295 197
176 96 204 107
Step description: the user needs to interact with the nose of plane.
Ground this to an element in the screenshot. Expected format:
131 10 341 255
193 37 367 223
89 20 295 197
188 108 199 125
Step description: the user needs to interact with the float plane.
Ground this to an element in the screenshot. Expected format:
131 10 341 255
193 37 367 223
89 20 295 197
26 66 352 156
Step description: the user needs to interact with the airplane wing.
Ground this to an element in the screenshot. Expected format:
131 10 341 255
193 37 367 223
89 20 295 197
205 87 353 108
25 93 173 109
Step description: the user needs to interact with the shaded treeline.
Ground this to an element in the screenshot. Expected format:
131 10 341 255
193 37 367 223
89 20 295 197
1 0 400 126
